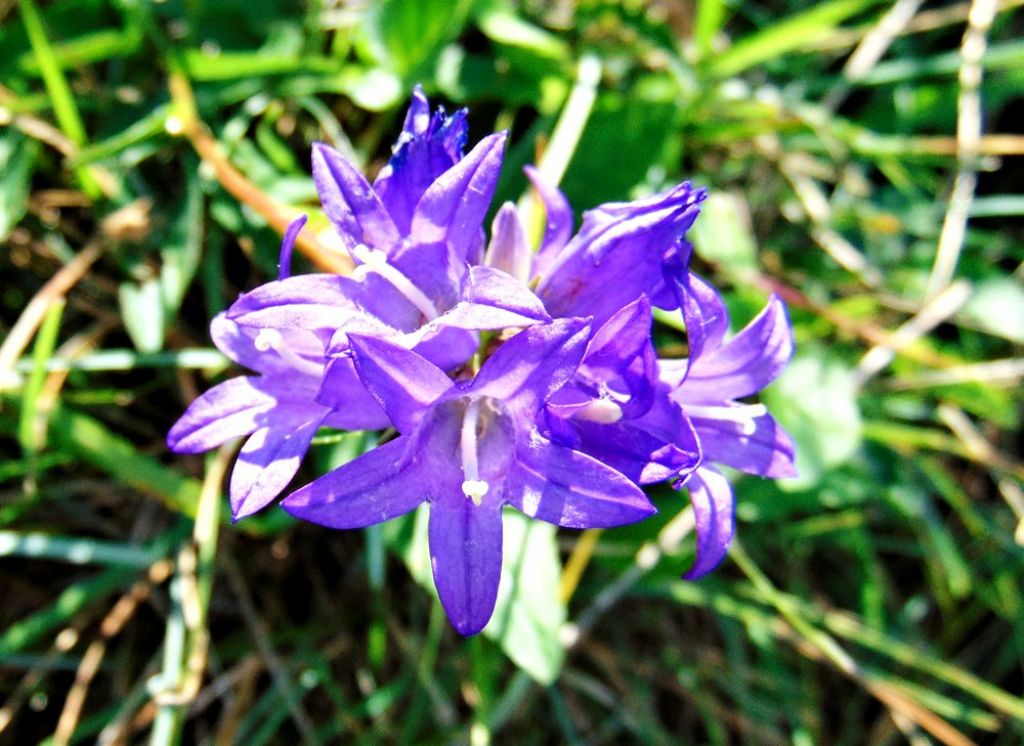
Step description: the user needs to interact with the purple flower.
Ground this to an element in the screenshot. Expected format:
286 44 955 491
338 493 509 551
168 219 348 520
167 86 798 635
281 319 656 634
544 296 700 485
667 272 797 578
535 180 706 328
166 313 335 521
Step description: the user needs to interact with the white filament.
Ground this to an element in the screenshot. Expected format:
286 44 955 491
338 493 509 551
253 328 322 377
460 399 489 505
351 244 440 321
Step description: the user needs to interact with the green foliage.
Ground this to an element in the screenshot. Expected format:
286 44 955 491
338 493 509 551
2 0 1022 743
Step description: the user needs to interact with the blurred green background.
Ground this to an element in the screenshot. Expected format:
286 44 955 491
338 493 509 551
1 0 1023 743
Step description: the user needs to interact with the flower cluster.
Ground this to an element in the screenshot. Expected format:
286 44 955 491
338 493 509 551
169 88 796 635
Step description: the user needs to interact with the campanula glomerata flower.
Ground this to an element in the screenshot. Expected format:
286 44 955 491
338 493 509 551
168 87 796 633
282 320 654 634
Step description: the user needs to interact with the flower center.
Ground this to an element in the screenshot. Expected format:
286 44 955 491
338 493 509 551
253 329 323 377
351 244 440 321
460 399 489 506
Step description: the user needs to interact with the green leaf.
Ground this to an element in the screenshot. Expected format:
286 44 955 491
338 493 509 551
362 0 477 81
118 166 202 353
705 0 881 79
476 8 568 60
960 277 1024 344
560 82 678 208
0 129 40 241
159 165 203 314
762 352 863 489
119 275 165 353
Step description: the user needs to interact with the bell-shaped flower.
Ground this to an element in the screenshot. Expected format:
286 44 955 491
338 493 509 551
535 181 706 328
545 296 700 485
166 312 340 521
667 272 797 578
281 319 656 635
167 219 351 519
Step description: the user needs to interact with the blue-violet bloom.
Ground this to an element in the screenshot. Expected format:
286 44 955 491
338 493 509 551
282 319 656 635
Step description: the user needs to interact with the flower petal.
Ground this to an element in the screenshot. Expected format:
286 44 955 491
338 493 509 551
681 294 794 401
227 274 413 335
524 165 573 274
282 437 423 528
510 434 655 528
464 265 550 322
209 312 265 371
312 142 401 252
484 202 532 282
167 376 274 453
473 317 591 411
681 467 735 580
538 182 705 327
230 410 325 520
374 87 468 233
411 132 507 261
348 334 455 432
677 272 729 360
314 356 391 430
565 393 700 485
428 496 504 635
687 406 798 479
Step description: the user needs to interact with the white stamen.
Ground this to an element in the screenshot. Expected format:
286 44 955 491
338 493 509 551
253 328 322 377
574 398 624 424
460 399 489 506
351 243 440 321
684 403 768 436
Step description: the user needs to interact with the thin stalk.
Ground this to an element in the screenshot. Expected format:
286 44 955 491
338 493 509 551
17 0 103 198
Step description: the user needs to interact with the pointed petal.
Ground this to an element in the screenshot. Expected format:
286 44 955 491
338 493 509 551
312 143 401 252
588 296 652 362
374 88 469 233
397 303 545 352
538 182 706 327
388 240 464 313
314 356 391 430
484 202 533 282
682 294 794 401
230 411 325 520
411 132 507 261
688 406 798 479
524 165 573 274
227 275 364 332
464 265 549 321
167 376 274 453
473 318 591 411
227 273 418 335
209 312 264 371
677 272 729 361
428 496 504 635
410 327 479 372
348 334 454 432
510 435 655 528
681 467 735 580
282 437 423 528
277 214 307 280
583 296 657 416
